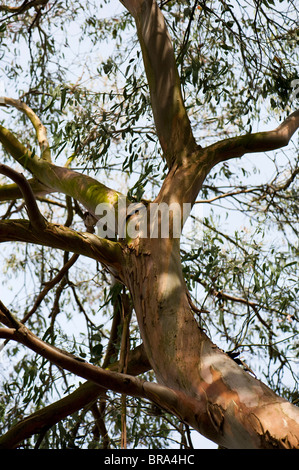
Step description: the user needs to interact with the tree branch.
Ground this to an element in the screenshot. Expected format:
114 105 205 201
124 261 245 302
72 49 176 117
22 253 80 324
0 97 51 161
0 124 126 221
0 380 106 449
0 177 54 202
0 325 145 397
0 342 150 449
206 110 299 167
0 321 206 448
0 123 35 163
0 164 46 230
0 0 49 14
0 219 124 270
0 285 150 448
120 0 198 167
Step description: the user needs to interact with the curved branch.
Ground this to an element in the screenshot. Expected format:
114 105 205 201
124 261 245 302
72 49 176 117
0 123 34 162
0 219 124 271
206 110 299 167
0 124 126 221
0 164 46 230
0 323 207 448
0 344 150 449
0 97 51 161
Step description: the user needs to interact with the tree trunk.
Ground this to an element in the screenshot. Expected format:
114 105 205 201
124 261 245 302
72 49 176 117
122 235 299 449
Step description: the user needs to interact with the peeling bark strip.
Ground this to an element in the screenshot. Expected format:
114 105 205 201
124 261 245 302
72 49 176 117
0 0 298 450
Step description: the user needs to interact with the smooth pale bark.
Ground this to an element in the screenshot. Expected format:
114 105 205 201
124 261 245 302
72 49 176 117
1 138 299 448
111 5 299 445
0 97 51 161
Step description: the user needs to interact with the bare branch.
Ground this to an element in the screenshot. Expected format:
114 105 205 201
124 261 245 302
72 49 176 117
0 319 207 444
0 219 124 271
0 327 15 339
194 187 261 204
0 0 49 14
0 342 150 449
192 275 291 320
206 110 299 167
0 164 46 230
22 253 80 324
0 97 51 161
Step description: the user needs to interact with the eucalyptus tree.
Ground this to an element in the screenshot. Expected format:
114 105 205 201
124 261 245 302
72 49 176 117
0 0 298 449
